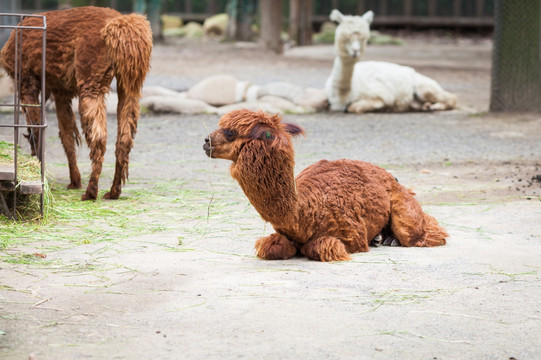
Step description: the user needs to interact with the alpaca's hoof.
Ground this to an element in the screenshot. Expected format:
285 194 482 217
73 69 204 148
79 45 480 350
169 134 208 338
370 234 383 247
81 192 97 201
67 182 81 190
104 191 120 200
383 236 401 246
371 234 400 247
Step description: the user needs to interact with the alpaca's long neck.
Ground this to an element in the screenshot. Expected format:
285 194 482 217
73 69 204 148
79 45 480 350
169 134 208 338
327 56 357 110
231 142 298 230
331 56 356 91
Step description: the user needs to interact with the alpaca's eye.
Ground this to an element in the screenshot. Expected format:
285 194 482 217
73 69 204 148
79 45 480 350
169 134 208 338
223 129 236 141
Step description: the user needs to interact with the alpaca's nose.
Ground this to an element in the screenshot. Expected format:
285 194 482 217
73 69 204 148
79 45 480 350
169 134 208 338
203 136 212 155
203 136 211 150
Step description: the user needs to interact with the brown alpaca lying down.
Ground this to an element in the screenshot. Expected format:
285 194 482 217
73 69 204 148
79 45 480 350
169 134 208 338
0 6 152 200
204 109 447 262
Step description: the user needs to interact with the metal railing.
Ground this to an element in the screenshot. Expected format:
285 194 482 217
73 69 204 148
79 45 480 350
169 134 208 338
0 13 47 219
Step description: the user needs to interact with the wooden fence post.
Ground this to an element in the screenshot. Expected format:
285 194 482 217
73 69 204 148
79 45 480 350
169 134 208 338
261 0 282 53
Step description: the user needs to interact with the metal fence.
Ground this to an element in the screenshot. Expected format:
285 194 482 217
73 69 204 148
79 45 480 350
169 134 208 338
0 13 47 219
490 0 541 112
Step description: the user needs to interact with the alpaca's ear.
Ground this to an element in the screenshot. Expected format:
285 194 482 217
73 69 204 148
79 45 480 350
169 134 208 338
330 9 344 23
283 123 305 138
250 124 276 141
362 10 374 24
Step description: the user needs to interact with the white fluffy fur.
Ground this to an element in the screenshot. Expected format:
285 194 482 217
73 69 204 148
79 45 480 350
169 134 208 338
325 9 457 113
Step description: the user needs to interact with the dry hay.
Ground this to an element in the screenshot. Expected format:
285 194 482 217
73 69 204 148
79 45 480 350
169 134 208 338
0 140 51 221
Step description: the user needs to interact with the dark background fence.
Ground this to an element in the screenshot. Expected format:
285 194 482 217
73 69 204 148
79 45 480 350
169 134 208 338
12 0 495 29
490 0 541 112
1 0 20 48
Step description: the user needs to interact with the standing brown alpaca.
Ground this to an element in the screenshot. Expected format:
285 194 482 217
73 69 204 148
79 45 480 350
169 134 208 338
204 109 447 262
0 6 152 200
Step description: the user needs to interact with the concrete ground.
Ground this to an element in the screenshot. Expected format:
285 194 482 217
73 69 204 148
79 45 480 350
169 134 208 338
1 37 540 359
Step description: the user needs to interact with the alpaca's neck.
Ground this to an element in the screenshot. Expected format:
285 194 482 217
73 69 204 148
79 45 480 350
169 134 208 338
231 142 298 230
327 56 357 110
331 56 356 91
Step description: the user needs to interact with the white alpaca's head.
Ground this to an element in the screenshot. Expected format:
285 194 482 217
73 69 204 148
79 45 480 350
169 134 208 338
330 9 373 60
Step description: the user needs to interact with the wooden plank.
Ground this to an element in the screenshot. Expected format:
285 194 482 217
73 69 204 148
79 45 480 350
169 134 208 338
0 166 15 181
19 181 42 195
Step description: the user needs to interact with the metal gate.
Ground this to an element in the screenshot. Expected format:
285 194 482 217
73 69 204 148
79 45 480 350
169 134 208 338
0 13 47 219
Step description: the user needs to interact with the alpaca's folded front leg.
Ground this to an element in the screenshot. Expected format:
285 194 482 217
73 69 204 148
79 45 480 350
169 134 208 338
347 98 385 113
255 233 297 260
301 236 351 262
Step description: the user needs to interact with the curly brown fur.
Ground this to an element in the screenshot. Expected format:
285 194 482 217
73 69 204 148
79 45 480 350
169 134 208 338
254 233 297 260
0 6 152 200
204 109 448 262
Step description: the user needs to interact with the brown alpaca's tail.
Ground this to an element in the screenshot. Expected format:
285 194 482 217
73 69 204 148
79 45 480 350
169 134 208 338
99 14 152 191
100 14 153 97
389 185 448 247
420 211 448 247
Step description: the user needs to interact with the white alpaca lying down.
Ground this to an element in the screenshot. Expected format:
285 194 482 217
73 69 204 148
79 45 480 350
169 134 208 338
325 9 457 113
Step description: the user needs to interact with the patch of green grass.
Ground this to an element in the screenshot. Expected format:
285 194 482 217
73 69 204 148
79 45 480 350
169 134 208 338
1 182 147 250
0 174 251 267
